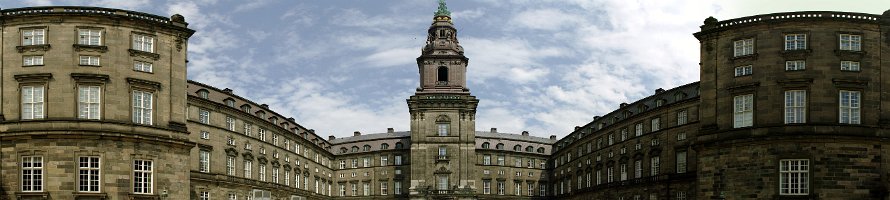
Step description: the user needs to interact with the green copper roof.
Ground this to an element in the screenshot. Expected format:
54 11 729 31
434 0 451 17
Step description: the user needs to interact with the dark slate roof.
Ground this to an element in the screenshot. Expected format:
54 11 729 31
475 131 555 144
329 130 555 145
329 131 411 144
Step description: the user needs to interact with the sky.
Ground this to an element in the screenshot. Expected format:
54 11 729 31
2 0 888 139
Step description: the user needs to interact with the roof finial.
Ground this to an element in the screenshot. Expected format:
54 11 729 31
435 0 451 17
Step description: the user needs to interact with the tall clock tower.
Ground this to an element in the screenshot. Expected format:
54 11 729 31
407 0 479 199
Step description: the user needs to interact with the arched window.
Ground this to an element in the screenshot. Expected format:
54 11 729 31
537 147 545 153
395 142 404 149
363 145 371 152
381 143 390 150
495 143 504 150
351 146 359 153
513 145 522 151
525 146 534 152
224 98 235 107
481 142 490 149
241 105 251 113
437 67 448 83
340 148 348 154
256 111 266 118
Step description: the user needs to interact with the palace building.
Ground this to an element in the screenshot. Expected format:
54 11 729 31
1 2 890 200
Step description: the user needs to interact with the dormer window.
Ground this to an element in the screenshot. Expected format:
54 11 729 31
241 105 251 113
256 111 266 118
270 117 278 124
197 89 209 99
224 99 235 107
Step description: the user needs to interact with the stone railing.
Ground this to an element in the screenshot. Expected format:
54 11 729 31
1 6 179 25
704 11 883 31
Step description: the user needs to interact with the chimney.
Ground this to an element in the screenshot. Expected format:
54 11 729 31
549 135 557 140
655 88 665 94
288 117 295 122
354 131 361 136
491 128 497 133
387 128 395 133
593 116 600 121
575 126 581 130
309 129 315 133
328 135 336 141
223 88 233 93
619 103 628 107
521 131 529 136
260 104 269 108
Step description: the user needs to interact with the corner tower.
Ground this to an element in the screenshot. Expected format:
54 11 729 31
407 0 479 199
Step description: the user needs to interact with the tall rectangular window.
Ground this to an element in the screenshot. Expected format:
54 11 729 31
634 123 643 136
395 155 402 165
78 86 101 119
380 156 388 166
784 34 806 50
199 109 210 124
78 29 102 45
620 129 627 141
483 155 491 165
528 182 534 196
78 156 101 192
620 163 628 181
839 90 861 124
79 56 100 66
497 155 505 166
21 86 45 120
226 116 236 131
733 38 754 57
497 181 505 195
133 61 153 73
199 150 210 173
539 184 546 196
22 29 46 45
634 160 642 178
840 61 860 71
607 167 614 182
133 160 153 194
394 181 402 194
132 90 153 125
243 160 252 179
363 157 370 167
595 170 601 185
272 168 279 183
259 164 266 181
226 156 236 175
517 181 523 195
734 65 752 77
483 180 491 194
733 94 754 128
437 123 448 136
284 170 290 186
133 34 154 53
363 182 370 196
839 34 861 51
676 151 687 173
23 55 44 66
779 159 809 195
199 191 209 200
785 90 807 124
650 118 660 131
650 156 660 176
677 110 688 125
21 156 43 192
785 60 806 71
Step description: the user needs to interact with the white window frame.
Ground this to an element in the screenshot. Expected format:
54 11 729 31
133 34 155 53
133 160 153 194
650 156 660 176
784 34 806 50
634 160 642 178
733 94 754 128
78 156 101 192
779 159 809 195
650 118 660 131
634 123 643 136
785 90 807 124
677 110 688 125
734 65 752 77
244 160 252 179
199 150 210 173
394 181 402 194
132 90 153 125
21 156 43 192
79 56 100 66
437 123 448 136
199 109 210 124
226 156 236 175
839 34 861 51
381 181 388 195
78 85 101 119
21 85 45 120
78 29 102 46
733 38 754 57
23 55 44 66
22 29 46 45
785 60 806 71
840 61 860 71
259 164 266 181
497 181 505 195
839 90 861 124
677 151 687 173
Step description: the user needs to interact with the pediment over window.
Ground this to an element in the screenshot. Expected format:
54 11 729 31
242 152 253 160
436 115 450 122
224 148 238 157
14 73 52 83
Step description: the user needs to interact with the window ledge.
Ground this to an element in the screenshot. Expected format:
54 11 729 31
128 49 160 60
127 193 160 200
16 44 51 53
73 192 107 200
15 192 49 200
730 53 757 62
73 44 108 53
835 50 866 61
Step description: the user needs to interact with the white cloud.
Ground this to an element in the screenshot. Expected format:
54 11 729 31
511 9 584 31
234 0 276 13
462 37 564 84
361 47 417 68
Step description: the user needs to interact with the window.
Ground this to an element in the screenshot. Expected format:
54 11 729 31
734 65 752 76
482 142 490 149
272 168 279 183
437 175 448 192
620 129 627 141
381 143 389 150
258 129 266 141
78 156 101 192
225 99 235 107
339 184 346 196
78 29 102 45
784 34 806 50
23 55 44 66
841 61 860 71
363 157 370 167
839 90 861 124
608 134 614 145
200 131 210 140
244 160 252 178
620 163 628 181
677 132 687 141
497 181 505 195
259 164 266 181
483 155 491 165
496 143 504 150
133 160 153 194
733 38 753 57
199 109 210 124
395 142 404 149
199 150 210 173
132 90 153 125
77 86 101 119
516 181 522 195
677 110 688 125
381 181 388 195
539 184 546 196
733 94 754 128
244 123 252 136
200 191 209 200
133 34 154 52
676 151 687 173
677 191 687 200
497 155 505 166
22 29 45 45
596 169 601 185
395 182 402 194
437 67 448 83
785 60 806 71
634 160 642 178
351 183 357 196
839 34 861 51
395 155 402 165
21 85 45 120
226 156 236 175
634 123 643 136
380 156 388 166
363 182 370 196
79 56 100 66
650 156 660 176
438 147 447 159
483 180 491 194
785 90 807 124
607 167 614 182
362 145 370 152
650 118 660 131
273 135 279 146
779 159 809 195
437 123 448 136
21 156 43 192
228 193 236 200
131 61 154 73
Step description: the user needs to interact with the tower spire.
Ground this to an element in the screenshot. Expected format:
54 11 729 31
434 0 452 22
